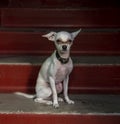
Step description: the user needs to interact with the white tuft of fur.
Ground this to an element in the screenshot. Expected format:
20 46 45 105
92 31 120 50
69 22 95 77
14 92 35 99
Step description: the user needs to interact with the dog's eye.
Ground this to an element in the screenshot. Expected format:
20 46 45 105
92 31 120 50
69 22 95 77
67 40 72 44
56 40 61 44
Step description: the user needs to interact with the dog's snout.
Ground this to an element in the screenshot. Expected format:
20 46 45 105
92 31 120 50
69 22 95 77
62 45 67 50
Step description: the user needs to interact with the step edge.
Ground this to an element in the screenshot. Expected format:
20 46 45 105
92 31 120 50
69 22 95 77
0 111 120 116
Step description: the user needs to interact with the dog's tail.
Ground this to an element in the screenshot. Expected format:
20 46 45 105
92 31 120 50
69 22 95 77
14 92 35 99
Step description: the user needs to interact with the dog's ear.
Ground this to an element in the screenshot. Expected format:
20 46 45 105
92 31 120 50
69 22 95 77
71 29 81 40
42 32 57 41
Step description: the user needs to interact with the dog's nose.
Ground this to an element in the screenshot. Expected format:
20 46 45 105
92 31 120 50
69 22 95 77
62 45 67 50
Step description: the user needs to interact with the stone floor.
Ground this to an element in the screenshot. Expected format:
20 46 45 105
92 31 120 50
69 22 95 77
0 93 120 114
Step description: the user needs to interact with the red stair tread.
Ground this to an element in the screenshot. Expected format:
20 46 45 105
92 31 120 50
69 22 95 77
0 64 120 94
0 31 120 55
1 8 120 28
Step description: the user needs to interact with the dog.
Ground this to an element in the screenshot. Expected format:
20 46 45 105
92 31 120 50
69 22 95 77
15 29 81 108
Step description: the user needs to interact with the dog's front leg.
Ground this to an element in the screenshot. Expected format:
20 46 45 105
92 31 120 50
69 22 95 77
49 76 59 108
63 75 74 104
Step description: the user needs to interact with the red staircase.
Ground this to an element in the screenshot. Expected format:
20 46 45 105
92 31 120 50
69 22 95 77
0 0 120 124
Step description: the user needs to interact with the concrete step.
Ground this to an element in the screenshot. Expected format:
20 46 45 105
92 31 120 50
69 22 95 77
0 94 120 124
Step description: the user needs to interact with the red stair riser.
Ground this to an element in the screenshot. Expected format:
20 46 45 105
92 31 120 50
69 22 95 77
0 114 120 124
1 8 120 28
0 31 119 55
0 0 119 8
8 0 120 8
0 64 120 93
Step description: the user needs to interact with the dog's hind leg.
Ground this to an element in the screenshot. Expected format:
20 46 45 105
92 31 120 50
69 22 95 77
35 86 53 105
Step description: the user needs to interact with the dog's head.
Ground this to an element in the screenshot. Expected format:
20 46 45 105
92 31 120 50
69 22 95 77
42 29 81 53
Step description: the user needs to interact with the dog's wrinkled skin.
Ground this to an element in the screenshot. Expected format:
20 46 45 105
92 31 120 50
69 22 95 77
15 29 81 108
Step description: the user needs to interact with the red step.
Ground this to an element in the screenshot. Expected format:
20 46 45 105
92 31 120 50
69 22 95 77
8 0 120 8
0 0 120 8
0 63 120 94
0 31 119 55
0 114 120 124
1 8 120 28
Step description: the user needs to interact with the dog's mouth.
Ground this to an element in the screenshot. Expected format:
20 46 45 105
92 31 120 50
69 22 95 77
60 49 68 54
62 48 68 52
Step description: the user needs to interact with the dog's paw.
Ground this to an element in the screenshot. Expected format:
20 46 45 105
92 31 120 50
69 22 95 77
66 99 75 104
58 97 64 102
46 101 53 105
53 103 59 108
34 98 41 102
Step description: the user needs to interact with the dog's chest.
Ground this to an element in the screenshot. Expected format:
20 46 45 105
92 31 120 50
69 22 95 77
55 65 71 83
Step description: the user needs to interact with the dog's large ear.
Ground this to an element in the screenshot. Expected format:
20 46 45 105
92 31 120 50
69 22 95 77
71 29 81 40
42 32 57 41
